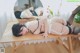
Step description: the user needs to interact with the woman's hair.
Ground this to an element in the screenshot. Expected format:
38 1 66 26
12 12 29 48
14 11 22 19
12 23 23 37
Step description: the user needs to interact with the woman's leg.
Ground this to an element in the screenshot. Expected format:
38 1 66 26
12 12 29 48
73 27 80 35
68 6 80 25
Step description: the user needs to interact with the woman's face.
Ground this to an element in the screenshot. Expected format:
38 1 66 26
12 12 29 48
19 26 28 35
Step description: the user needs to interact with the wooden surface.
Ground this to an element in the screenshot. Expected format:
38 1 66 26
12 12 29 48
5 41 80 53
5 42 68 53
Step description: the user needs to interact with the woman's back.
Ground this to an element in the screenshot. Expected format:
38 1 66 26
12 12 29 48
25 20 40 34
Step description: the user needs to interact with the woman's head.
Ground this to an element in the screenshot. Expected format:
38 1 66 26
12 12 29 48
12 23 28 37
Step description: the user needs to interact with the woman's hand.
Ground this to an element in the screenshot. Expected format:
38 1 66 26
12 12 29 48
42 33 48 38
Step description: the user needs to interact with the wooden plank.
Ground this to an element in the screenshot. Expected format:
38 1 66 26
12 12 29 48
68 36 73 53
12 42 16 53
56 37 69 51
14 41 24 50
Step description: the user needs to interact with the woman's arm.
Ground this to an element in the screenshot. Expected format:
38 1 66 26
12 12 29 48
33 17 46 34
42 18 48 37
34 17 49 37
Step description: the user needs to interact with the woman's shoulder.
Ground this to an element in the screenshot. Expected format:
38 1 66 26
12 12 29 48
25 20 37 25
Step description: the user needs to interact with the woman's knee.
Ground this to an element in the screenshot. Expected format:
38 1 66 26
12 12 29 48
73 27 80 34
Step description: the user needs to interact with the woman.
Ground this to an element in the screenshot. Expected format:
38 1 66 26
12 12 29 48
12 16 73 37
